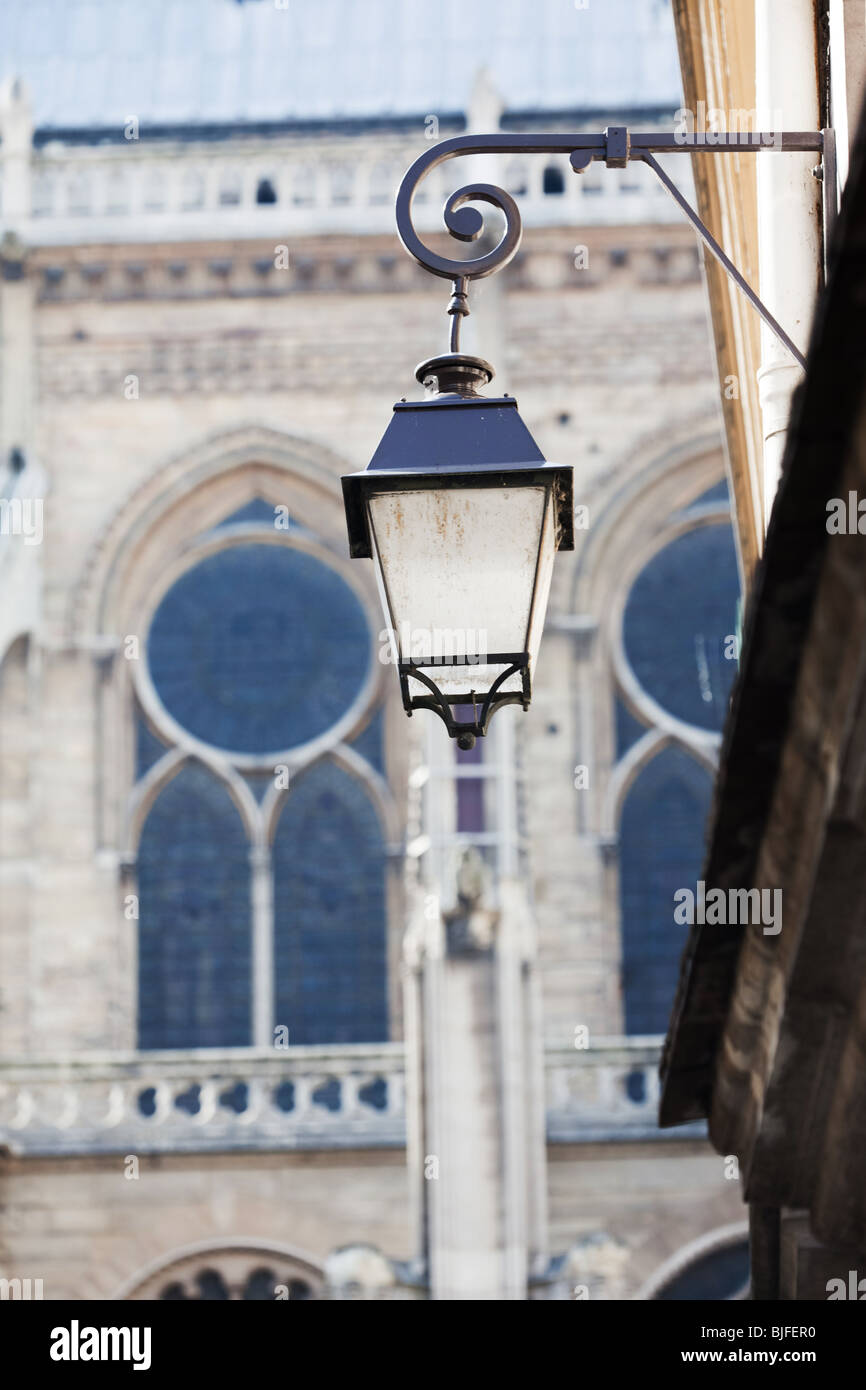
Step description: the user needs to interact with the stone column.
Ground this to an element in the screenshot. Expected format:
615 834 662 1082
0 78 34 468
408 852 548 1299
0 76 42 655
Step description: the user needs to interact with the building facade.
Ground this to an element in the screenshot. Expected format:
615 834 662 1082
661 0 866 1300
0 0 746 1300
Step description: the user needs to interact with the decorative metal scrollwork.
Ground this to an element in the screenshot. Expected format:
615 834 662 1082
395 137 535 352
393 128 827 369
395 132 602 285
397 174 522 283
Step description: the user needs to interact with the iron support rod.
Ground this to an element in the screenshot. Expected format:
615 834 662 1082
639 150 806 369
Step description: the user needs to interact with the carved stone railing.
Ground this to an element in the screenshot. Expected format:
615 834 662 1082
545 1038 707 1143
15 137 684 248
0 1040 704 1156
0 1045 407 1156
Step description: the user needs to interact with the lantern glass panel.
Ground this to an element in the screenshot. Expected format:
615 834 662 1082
366 483 556 699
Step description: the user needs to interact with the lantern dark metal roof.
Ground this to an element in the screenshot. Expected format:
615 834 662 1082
342 359 574 561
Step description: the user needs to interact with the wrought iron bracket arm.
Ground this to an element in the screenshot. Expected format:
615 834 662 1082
396 126 832 367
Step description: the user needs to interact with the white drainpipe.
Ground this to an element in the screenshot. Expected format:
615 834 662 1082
755 0 822 530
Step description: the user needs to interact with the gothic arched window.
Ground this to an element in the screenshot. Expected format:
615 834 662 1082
622 521 739 732
543 164 565 195
273 760 388 1044
160 1266 313 1300
615 498 740 1036
255 177 278 206
120 1242 323 1300
619 747 713 1035
650 1237 750 1300
138 762 252 1049
133 520 387 1051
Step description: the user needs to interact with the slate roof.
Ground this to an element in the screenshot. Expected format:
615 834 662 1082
0 0 682 132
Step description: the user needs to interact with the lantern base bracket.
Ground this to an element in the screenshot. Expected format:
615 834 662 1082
398 652 531 748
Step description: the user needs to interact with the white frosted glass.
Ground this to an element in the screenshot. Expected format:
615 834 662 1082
368 485 556 698
525 488 556 670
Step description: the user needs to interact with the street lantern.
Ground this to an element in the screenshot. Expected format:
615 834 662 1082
342 346 573 748
341 122 832 745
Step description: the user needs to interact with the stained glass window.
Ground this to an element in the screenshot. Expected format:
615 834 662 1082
654 1241 749 1300
136 540 388 1050
619 746 713 1036
138 762 252 1049
147 543 370 753
273 760 388 1045
623 524 739 732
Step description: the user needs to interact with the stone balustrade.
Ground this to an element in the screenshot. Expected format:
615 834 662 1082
545 1037 705 1142
0 1044 407 1155
0 1039 703 1155
2 135 686 247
